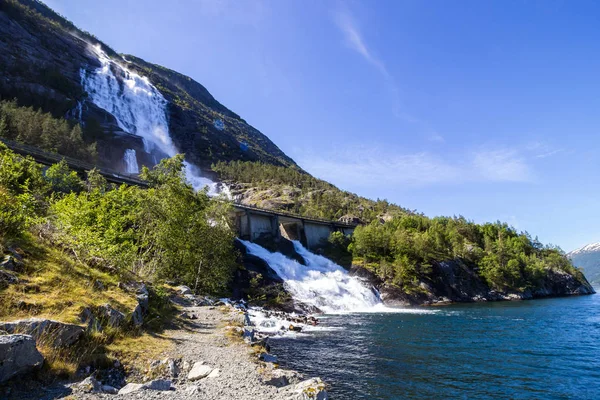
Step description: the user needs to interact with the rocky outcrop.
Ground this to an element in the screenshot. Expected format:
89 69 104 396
0 334 44 383
0 318 84 347
350 260 595 306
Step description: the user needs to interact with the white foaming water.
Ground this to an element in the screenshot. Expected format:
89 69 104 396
123 149 139 174
240 239 427 314
81 45 228 197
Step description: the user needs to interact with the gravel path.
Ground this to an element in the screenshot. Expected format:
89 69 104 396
76 303 322 400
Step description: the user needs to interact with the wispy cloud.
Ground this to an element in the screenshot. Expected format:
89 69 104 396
332 6 435 133
296 145 535 189
333 9 389 78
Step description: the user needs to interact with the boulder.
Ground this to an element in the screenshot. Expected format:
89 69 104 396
0 334 44 383
99 304 126 328
131 303 144 327
0 318 84 347
118 379 172 395
76 375 102 393
187 362 212 381
0 255 23 272
283 378 328 400
177 285 193 295
259 353 278 363
263 368 303 387
79 307 102 332
0 269 18 289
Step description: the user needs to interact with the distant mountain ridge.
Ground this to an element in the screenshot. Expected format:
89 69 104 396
567 242 600 284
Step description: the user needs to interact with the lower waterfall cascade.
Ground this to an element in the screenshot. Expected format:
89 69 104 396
240 239 388 314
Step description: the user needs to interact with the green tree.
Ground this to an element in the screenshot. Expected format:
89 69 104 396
45 160 84 194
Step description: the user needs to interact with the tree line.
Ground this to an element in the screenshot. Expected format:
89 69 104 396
350 214 583 292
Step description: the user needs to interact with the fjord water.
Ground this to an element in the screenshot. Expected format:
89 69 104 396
270 292 600 399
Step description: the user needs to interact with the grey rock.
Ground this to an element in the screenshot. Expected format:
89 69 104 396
177 285 193 295
0 269 19 288
101 385 118 394
0 318 85 347
136 293 149 313
76 375 102 393
283 378 328 400
0 334 44 383
131 303 144 327
0 255 22 272
187 362 212 381
118 379 172 395
79 307 102 332
263 368 303 387
259 353 278 363
99 304 126 328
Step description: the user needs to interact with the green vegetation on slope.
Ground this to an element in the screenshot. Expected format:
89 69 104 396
351 214 585 293
0 142 238 301
0 99 97 160
213 160 408 221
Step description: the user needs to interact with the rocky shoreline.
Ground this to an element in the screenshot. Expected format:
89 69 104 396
0 287 328 400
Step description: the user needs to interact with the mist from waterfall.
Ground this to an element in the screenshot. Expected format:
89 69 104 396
81 44 227 196
123 149 139 174
240 239 389 313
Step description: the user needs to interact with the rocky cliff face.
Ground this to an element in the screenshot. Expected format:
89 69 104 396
0 0 297 173
350 259 596 306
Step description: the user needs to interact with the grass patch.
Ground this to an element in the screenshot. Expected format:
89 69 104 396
0 234 178 382
0 237 136 324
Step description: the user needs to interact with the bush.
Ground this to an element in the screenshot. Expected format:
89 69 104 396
50 155 238 294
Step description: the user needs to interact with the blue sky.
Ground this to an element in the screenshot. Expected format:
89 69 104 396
47 0 600 252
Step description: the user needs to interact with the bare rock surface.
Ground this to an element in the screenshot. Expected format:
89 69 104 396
0 318 84 347
0 334 44 383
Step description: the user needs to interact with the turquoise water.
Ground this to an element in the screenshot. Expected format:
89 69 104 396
269 292 600 399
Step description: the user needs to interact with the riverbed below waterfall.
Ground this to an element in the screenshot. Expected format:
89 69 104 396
268 292 600 399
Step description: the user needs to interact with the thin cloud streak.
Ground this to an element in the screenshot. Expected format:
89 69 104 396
298 146 535 189
333 9 389 78
332 6 435 133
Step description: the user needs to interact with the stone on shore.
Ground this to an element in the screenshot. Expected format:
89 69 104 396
187 362 212 381
0 318 84 347
283 377 328 400
263 368 303 388
259 353 278 363
0 334 44 383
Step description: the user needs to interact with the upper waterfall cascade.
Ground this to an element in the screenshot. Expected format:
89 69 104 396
81 44 227 196
240 239 386 313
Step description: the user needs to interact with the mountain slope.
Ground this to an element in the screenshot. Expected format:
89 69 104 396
568 243 600 284
0 0 297 173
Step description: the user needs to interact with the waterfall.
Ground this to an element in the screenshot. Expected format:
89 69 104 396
123 149 139 174
240 240 385 313
80 44 227 196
